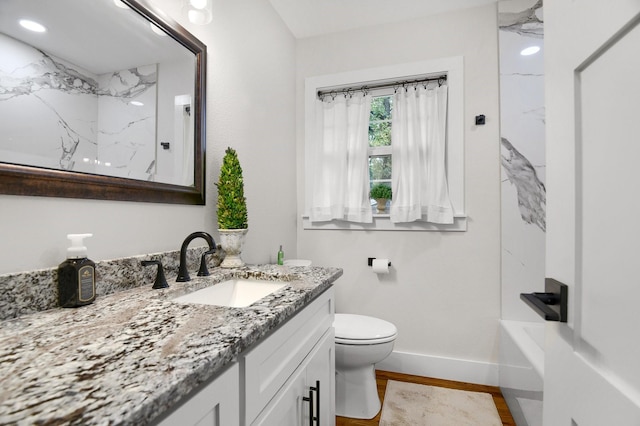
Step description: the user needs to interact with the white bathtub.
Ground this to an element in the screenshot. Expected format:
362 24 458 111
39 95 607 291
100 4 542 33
499 320 545 426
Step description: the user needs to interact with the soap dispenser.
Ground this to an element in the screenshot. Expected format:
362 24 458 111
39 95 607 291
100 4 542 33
58 233 96 308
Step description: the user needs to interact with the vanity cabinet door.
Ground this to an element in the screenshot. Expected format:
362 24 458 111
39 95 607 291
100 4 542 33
251 362 308 426
251 329 335 426
157 363 239 426
305 329 335 426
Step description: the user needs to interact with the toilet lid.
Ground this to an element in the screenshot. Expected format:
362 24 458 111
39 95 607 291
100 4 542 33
334 314 397 344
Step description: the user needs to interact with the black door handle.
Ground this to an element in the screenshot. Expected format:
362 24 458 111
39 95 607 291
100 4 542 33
520 278 568 322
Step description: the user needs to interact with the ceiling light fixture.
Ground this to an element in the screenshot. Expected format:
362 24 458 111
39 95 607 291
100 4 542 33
19 19 46 33
520 46 541 56
113 0 130 9
182 0 212 25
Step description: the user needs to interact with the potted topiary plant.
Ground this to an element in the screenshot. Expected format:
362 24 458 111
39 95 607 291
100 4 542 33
370 184 392 213
216 147 248 268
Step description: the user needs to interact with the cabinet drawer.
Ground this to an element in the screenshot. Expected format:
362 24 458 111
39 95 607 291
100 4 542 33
243 287 334 425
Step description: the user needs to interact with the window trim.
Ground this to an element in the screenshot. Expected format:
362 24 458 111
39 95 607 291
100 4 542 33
303 57 466 231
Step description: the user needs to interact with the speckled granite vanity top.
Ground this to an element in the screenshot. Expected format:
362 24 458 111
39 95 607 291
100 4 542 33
0 265 342 425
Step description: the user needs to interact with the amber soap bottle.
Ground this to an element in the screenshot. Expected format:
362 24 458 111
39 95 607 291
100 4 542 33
58 233 96 308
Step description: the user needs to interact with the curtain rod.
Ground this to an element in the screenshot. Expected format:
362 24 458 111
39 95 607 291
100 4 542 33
317 74 447 98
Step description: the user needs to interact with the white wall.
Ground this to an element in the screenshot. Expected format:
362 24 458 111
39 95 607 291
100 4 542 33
296 4 502 378
0 0 297 275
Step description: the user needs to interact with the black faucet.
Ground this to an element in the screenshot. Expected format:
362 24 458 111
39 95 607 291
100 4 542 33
177 231 216 282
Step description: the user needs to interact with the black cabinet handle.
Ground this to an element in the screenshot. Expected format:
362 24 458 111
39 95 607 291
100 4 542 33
303 388 314 426
310 380 320 425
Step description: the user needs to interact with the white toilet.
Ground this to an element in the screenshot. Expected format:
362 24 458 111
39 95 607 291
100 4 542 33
333 313 397 419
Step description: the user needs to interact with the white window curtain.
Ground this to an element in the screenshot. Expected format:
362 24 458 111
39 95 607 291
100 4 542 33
390 85 454 224
310 94 373 223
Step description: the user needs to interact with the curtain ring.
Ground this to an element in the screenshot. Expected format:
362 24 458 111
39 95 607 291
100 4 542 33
330 90 337 100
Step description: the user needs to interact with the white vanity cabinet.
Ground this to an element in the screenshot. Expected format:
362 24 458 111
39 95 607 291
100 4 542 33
243 288 335 426
158 362 240 426
156 287 335 426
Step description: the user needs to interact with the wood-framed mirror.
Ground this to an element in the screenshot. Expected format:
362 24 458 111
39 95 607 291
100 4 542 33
0 0 206 204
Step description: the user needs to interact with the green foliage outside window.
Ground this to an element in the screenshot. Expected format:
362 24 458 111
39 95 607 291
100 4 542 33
369 156 392 181
369 96 393 185
369 96 392 147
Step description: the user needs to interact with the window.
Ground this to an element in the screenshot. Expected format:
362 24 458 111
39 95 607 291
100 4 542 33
303 57 466 231
368 92 393 213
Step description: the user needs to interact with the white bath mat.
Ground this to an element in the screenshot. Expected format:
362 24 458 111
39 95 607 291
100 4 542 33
379 380 502 426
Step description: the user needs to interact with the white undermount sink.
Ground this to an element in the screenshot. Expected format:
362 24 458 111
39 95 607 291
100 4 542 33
173 279 287 308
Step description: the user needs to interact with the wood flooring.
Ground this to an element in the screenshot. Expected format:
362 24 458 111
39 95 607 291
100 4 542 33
335 370 516 426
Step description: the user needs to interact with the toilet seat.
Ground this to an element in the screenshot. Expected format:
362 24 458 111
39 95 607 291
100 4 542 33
334 314 397 345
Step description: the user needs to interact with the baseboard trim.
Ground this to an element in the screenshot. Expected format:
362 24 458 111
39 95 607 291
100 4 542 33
375 350 499 386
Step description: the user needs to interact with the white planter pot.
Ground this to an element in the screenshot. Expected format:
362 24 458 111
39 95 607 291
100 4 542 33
376 198 388 213
219 229 248 268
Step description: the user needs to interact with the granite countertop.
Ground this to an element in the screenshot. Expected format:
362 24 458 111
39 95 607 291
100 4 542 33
0 264 342 425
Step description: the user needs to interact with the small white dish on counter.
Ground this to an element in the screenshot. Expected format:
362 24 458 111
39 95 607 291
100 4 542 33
283 259 312 267
173 279 287 308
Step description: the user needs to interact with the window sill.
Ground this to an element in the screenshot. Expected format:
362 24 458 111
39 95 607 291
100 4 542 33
302 215 467 231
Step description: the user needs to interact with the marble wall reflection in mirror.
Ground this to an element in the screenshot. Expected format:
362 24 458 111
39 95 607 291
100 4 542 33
0 0 206 204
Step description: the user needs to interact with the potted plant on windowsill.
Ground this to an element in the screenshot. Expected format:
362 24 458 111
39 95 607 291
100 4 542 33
370 184 392 213
216 147 248 268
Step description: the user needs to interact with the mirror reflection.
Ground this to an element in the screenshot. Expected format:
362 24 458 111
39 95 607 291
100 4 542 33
0 0 197 187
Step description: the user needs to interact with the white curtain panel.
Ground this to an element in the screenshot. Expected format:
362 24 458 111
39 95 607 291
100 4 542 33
390 85 454 224
310 94 373 223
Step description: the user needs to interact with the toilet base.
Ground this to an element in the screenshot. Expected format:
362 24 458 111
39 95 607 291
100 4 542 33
335 364 380 419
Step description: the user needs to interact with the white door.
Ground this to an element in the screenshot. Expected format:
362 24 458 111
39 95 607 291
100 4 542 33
544 1 640 424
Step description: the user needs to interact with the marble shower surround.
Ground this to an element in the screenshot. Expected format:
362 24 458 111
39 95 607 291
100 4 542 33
499 0 546 322
0 247 223 320
0 33 157 179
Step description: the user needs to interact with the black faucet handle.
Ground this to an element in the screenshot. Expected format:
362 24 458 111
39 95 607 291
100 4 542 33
141 260 170 289
197 249 216 277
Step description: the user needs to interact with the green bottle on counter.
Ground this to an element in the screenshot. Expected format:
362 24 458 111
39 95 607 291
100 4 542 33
277 245 284 265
